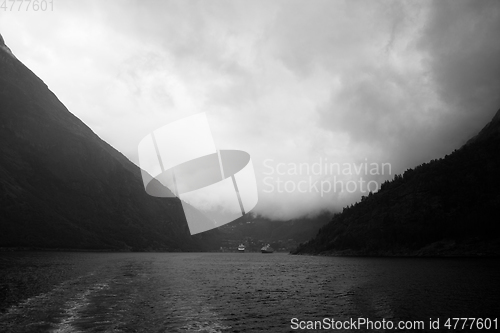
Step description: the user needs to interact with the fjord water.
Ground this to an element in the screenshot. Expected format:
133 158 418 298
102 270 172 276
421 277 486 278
0 253 498 332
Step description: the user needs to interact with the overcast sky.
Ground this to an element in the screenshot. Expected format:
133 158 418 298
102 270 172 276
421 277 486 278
1 0 499 220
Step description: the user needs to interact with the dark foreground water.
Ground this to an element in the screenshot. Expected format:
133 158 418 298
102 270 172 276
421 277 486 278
0 252 499 332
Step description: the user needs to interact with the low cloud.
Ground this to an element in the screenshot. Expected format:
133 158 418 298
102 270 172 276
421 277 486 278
1 0 499 220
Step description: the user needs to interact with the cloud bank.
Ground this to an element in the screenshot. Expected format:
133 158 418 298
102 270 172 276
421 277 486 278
1 0 499 219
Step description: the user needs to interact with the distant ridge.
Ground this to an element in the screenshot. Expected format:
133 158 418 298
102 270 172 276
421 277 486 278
292 108 500 257
466 108 500 145
0 33 214 250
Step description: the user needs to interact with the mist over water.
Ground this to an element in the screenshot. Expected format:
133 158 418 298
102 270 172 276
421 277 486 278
0 252 499 332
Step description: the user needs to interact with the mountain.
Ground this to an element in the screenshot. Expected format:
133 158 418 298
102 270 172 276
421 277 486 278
292 109 500 257
208 212 331 252
0 33 214 251
466 109 500 145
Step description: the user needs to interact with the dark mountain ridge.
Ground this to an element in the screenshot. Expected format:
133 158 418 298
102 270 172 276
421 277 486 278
0 33 214 251
210 212 331 252
466 108 500 144
292 109 500 256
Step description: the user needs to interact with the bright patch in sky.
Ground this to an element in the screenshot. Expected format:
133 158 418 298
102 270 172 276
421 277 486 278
1 0 499 219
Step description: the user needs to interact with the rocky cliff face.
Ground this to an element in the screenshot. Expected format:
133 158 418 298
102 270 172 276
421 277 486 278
0 34 210 250
292 109 500 257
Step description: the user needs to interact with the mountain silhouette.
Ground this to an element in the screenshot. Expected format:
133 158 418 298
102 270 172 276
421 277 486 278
292 109 500 256
0 33 213 251
466 109 500 145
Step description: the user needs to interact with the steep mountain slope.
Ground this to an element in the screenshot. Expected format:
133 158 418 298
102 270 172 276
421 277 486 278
292 109 500 256
466 108 500 144
0 34 209 250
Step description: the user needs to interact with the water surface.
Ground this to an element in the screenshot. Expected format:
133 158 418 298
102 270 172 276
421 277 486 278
0 252 498 332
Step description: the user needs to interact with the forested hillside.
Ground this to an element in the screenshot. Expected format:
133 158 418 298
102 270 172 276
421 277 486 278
292 109 500 256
